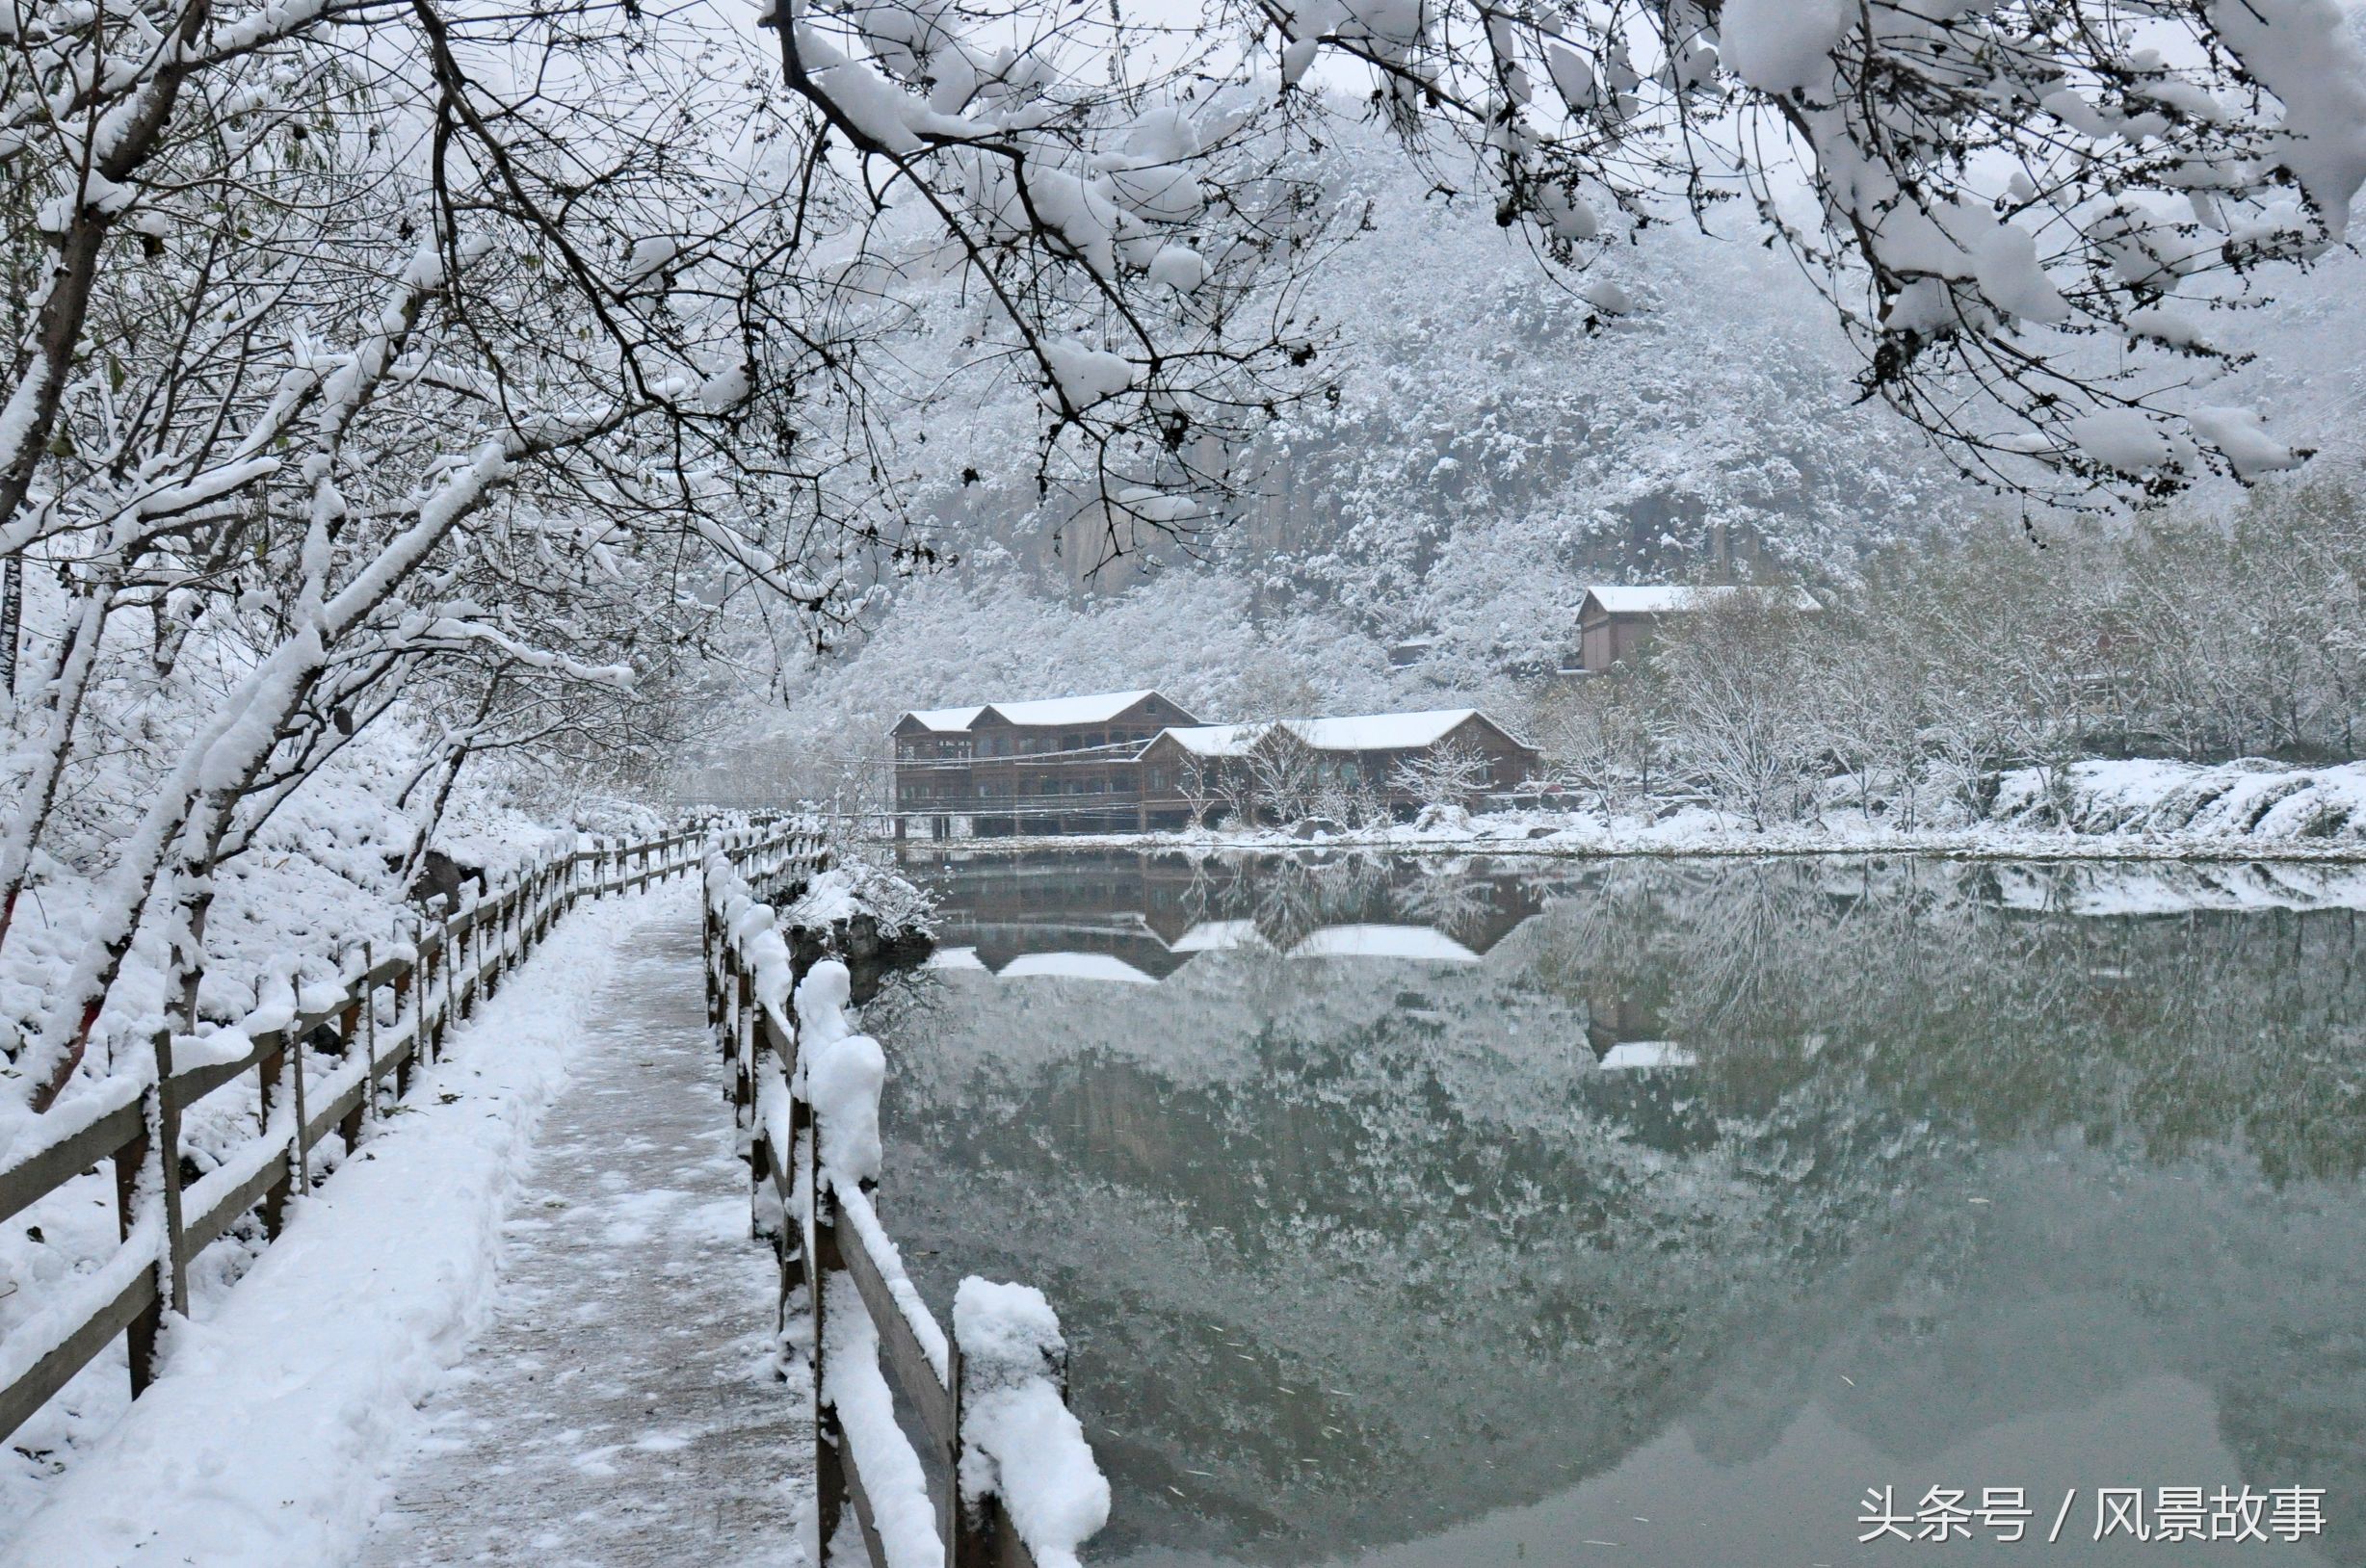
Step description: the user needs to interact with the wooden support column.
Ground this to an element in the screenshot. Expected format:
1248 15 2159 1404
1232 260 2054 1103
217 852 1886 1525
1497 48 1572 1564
419 933 436 1062
426 927 447 1059
702 904 718 1036
289 1019 311 1197
782 1092 811 1332
460 910 477 1017
946 1331 996 1568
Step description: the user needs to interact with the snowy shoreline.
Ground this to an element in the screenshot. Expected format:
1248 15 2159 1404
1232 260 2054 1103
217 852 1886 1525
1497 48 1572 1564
886 759 2366 865
887 825 2366 864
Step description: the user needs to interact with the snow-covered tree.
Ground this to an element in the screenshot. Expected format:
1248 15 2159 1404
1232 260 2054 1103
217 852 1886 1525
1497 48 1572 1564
0 0 1321 1111
1241 0 2365 497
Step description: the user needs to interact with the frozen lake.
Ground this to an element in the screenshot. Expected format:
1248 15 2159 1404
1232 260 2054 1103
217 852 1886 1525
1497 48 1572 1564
864 849 2366 1568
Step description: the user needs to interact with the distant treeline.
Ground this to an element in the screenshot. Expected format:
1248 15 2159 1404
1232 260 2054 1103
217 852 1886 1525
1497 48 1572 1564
1537 476 2366 827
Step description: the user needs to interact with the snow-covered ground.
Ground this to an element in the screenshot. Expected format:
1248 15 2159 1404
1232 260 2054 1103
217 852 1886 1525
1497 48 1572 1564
898 759 2366 862
0 885 707 1568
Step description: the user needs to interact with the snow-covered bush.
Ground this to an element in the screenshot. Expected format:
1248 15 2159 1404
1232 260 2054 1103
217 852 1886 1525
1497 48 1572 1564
1389 738 1492 814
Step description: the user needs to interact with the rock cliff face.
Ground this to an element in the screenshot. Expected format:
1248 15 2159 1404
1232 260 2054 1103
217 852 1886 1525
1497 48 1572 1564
864 852 2366 1563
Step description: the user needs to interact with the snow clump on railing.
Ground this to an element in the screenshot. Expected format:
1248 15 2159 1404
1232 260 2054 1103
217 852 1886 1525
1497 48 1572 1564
954 1278 1109 1568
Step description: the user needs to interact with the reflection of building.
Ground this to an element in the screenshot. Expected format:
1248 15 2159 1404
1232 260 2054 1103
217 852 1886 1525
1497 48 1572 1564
909 849 1546 982
1569 584 1821 673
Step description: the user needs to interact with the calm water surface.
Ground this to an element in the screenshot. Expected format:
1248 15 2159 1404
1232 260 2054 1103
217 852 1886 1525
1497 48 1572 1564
863 850 2366 1568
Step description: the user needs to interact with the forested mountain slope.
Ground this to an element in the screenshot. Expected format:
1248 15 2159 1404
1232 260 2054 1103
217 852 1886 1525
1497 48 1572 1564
688 122 2366 800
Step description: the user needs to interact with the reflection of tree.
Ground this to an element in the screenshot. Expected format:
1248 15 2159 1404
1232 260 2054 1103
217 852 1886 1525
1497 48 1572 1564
1389 864 1499 947
869 853 2366 1564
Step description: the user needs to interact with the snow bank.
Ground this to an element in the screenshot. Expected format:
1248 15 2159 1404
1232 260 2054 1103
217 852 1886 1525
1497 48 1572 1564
784 856 934 941
797 959 884 1187
1994 758 2366 842
0 886 684 1568
953 1278 1107 1568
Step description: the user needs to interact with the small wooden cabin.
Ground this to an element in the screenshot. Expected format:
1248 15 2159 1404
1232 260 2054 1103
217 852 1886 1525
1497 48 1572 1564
1571 585 1821 673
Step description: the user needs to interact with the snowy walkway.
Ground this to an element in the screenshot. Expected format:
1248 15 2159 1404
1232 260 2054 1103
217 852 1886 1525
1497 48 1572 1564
356 906 810 1568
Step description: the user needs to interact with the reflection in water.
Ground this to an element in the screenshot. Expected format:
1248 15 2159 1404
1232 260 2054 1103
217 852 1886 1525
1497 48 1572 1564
867 851 2366 1567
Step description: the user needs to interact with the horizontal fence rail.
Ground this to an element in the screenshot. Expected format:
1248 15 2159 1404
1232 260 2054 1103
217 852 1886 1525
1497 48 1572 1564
706 835 1107 1568
0 821 750 1450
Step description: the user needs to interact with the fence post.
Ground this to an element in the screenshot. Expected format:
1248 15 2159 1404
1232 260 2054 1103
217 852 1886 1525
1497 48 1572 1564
257 1032 290 1241
429 921 449 1058
111 1105 157 1398
734 968 753 1108
338 957 366 1148
460 907 476 1019
810 1098 848 1555
945 1333 995 1568
289 1000 312 1197
703 900 718 1038
783 1072 812 1335
149 1026 188 1324
484 897 502 1001
392 958 415 1098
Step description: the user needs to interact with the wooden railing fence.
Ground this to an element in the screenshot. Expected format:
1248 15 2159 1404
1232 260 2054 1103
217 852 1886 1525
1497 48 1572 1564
0 821 733 1450
706 831 1106 1568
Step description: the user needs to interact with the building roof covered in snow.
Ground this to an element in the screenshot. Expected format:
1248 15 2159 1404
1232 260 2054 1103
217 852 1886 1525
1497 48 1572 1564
1149 709 1535 758
1578 585 1821 618
902 703 986 733
894 690 1192 735
980 690 1160 726
1151 722 1257 758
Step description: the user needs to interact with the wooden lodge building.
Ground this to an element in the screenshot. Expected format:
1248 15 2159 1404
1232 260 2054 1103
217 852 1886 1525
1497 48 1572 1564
892 690 1199 839
1136 710 1539 830
892 693 1538 838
